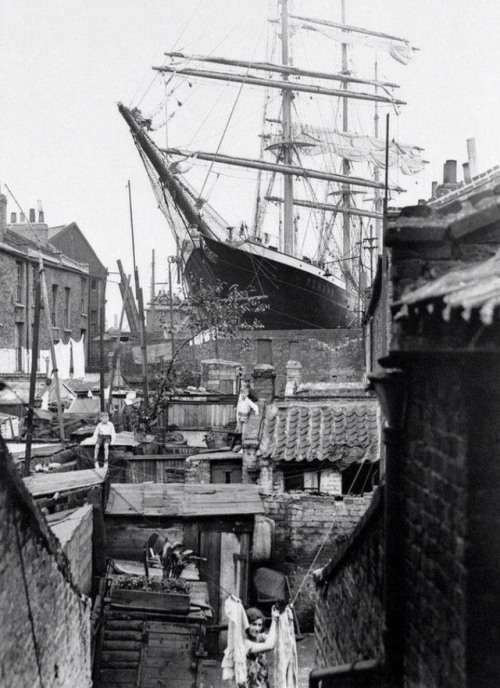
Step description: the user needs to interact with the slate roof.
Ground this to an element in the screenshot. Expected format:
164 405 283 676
394 248 500 326
259 401 379 468
106 483 265 517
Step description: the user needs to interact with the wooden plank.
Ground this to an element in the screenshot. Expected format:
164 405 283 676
99 668 138 683
101 651 140 663
199 530 220 655
110 590 190 613
103 640 142 652
106 620 144 631
104 630 143 642
145 621 200 635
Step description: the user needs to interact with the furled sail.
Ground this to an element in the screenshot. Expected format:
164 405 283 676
269 124 426 175
290 17 418 64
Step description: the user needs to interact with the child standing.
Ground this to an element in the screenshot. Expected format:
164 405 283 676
92 412 116 467
230 388 259 451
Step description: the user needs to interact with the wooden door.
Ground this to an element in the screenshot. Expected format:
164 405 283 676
199 529 250 654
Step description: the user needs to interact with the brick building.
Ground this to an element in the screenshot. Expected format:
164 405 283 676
0 435 92 687
48 222 107 367
311 167 500 687
0 195 92 385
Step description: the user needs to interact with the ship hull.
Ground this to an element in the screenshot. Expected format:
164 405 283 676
184 236 355 329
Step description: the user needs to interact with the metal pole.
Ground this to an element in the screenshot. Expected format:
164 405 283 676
99 278 107 412
24 278 41 476
38 257 65 442
108 275 131 414
168 257 175 360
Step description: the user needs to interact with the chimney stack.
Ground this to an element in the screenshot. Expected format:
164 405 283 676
11 212 17 223
463 162 471 184
467 138 478 178
29 208 36 223
443 160 457 185
0 194 7 241
431 181 438 198
37 200 44 223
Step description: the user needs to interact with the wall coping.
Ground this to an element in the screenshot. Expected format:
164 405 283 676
313 487 382 585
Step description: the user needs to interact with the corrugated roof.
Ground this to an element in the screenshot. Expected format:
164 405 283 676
106 483 265 517
259 401 379 467
24 467 107 497
395 248 500 325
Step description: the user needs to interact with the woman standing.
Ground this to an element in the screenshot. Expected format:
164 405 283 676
241 607 279 688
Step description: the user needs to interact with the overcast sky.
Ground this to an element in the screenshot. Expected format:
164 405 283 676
2 0 500 323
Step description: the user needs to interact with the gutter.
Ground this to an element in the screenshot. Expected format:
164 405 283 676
310 658 384 688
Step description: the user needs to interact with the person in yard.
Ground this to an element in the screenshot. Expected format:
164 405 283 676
243 606 279 688
230 387 259 450
92 412 116 467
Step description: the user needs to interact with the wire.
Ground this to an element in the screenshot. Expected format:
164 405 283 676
13 514 46 688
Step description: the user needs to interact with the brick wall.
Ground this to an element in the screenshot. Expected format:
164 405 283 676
189 329 364 394
0 249 88 375
0 439 91 687
313 491 384 667
50 504 93 596
400 361 469 687
111 329 364 394
261 493 373 630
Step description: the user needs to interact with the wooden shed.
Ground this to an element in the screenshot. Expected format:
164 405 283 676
105 483 265 652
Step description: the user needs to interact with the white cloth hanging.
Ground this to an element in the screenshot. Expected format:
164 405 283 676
52 340 71 379
71 335 86 378
274 606 299 688
222 596 249 685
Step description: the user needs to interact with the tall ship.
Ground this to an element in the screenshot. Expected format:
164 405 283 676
119 0 425 330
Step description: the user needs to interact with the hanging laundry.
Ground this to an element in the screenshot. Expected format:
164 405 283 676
273 606 299 688
71 335 86 379
52 340 71 379
222 596 249 686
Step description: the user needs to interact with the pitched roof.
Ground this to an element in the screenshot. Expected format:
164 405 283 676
106 483 265 517
394 248 500 326
259 400 379 467
387 165 500 244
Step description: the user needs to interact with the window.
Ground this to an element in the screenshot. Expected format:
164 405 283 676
64 287 71 328
283 471 304 492
32 264 38 304
16 261 24 303
15 323 24 372
80 279 87 314
91 278 97 291
51 285 58 326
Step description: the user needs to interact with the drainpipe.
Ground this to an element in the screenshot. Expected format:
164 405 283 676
368 367 408 688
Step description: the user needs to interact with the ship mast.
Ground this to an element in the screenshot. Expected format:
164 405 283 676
341 0 352 283
281 0 294 257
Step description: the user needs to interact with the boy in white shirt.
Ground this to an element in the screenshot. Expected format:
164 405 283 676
230 388 259 450
92 412 116 467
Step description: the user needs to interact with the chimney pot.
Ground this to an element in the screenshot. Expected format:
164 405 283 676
20 212 26 223
443 160 457 185
431 181 438 198
463 162 471 184
0 194 7 241
467 138 478 178
11 212 17 223
29 208 36 223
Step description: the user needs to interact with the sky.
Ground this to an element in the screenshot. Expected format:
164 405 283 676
2 0 500 324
